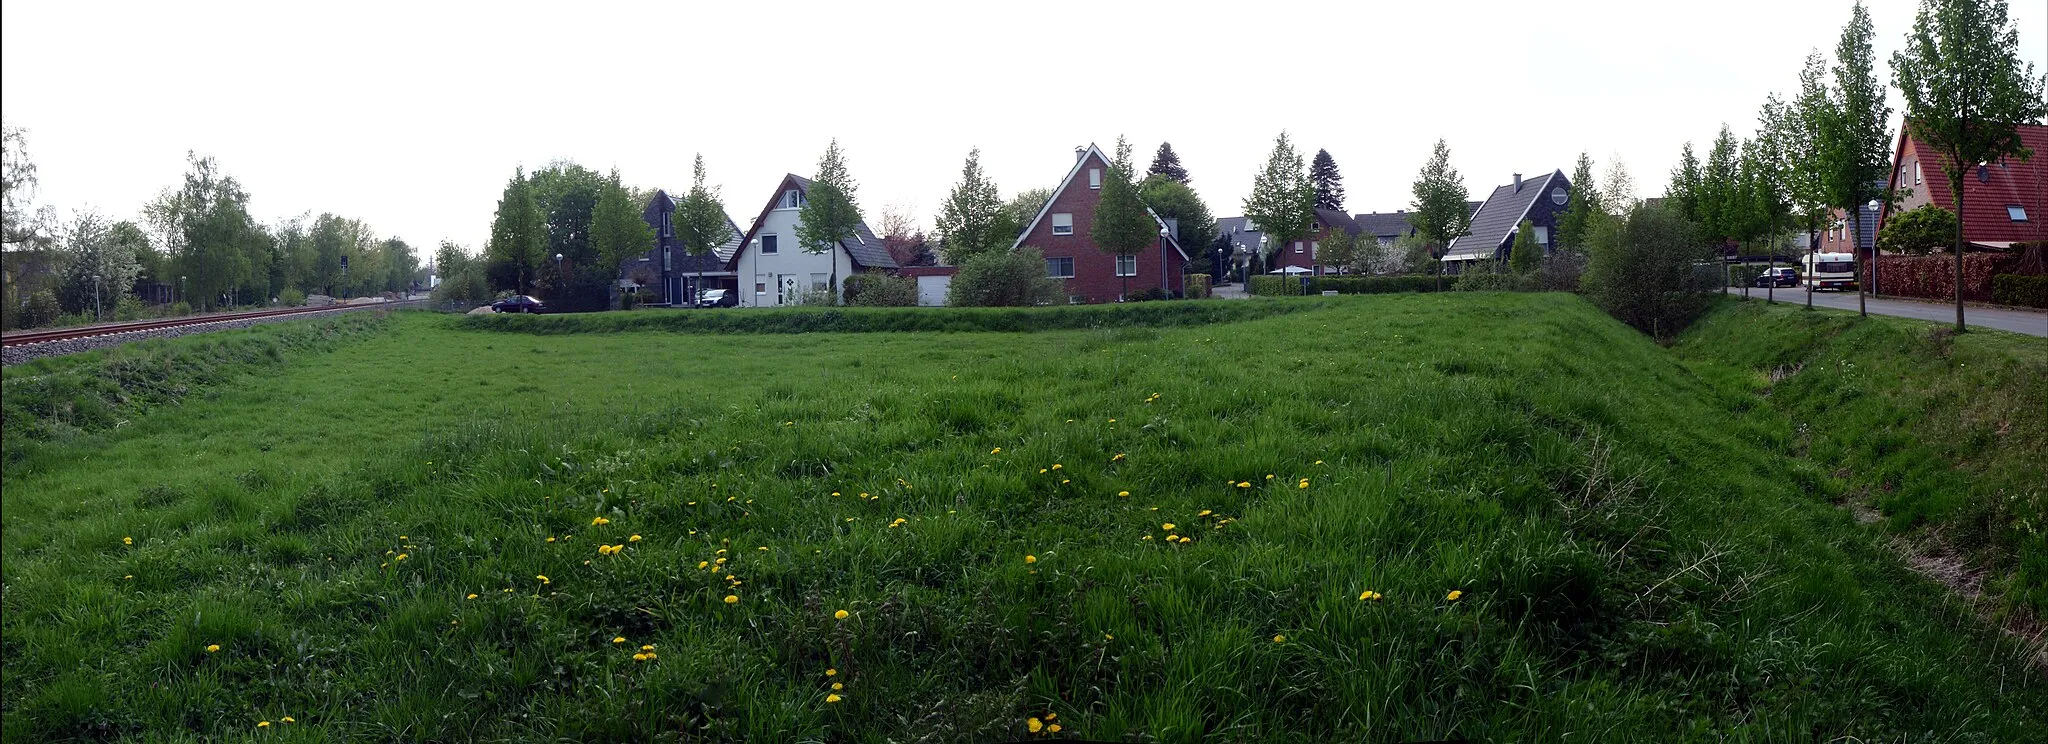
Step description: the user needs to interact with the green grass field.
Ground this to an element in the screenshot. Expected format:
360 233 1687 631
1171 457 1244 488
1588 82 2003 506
3 294 2044 742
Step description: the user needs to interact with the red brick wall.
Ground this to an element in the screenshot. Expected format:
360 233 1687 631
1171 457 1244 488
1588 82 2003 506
1018 151 1187 302
1268 224 1343 273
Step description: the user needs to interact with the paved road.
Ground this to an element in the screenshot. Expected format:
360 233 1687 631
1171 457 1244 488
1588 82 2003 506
1723 287 2046 337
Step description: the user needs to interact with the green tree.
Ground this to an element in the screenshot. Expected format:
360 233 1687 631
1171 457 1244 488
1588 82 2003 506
528 162 605 305
674 154 735 305
1747 100 1797 303
1584 204 1718 338
933 148 1011 266
166 153 259 310
56 210 143 317
1318 227 1358 275
1822 2 1894 316
796 139 864 302
1310 148 1345 211
947 247 1063 307
1407 138 1471 290
1092 136 1159 300
2 123 42 249
1698 125 1743 248
1148 142 1189 183
1509 220 1542 275
1004 188 1053 236
1783 50 1839 310
589 168 654 307
1891 0 2048 331
1244 131 1317 281
1139 176 1215 265
1556 152 1604 252
485 167 546 295
1666 143 1704 225
1875 204 1960 254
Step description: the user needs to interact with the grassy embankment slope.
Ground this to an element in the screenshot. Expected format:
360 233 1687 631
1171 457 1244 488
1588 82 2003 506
2 294 2043 742
1675 298 2048 616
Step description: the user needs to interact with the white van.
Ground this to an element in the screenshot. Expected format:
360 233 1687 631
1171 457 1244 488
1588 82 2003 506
1802 252 1859 291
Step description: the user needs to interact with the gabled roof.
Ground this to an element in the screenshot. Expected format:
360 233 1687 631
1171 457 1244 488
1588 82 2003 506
647 189 744 261
1013 143 1188 260
1352 211 1419 239
726 174 897 270
1880 122 2048 245
1444 170 1564 261
1314 208 1359 235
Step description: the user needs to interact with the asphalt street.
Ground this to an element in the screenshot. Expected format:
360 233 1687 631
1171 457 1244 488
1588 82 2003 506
1723 287 2046 337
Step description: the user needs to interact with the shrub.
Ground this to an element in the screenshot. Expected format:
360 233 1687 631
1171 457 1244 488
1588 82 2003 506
20 290 61 329
1867 253 2012 302
1454 272 1532 291
1184 273 1211 299
1536 252 1587 292
1126 287 1170 302
279 288 307 307
851 274 919 307
1583 206 1718 338
1509 220 1542 275
1876 204 1959 255
459 298 1333 335
1992 274 2048 308
948 248 1064 307
1303 275 1443 294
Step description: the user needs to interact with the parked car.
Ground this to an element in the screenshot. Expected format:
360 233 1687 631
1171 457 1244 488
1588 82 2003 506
491 295 546 313
696 289 737 308
1753 267 1799 288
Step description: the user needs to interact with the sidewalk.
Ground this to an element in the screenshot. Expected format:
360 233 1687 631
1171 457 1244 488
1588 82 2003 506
1722 287 2046 338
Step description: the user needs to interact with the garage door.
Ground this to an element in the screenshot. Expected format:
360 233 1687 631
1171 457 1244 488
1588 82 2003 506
916 275 950 306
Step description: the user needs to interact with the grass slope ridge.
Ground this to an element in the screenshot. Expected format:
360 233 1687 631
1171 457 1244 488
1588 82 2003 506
455 297 1333 335
0 313 392 461
3 297 2042 741
1675 298 2048 615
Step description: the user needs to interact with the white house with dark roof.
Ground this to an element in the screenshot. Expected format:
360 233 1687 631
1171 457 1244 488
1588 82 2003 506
1442 171 1572 272
723 174 896 307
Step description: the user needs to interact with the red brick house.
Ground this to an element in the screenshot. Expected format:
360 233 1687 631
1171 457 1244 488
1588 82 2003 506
1264 208 1362 274
1013 144 1189 303
1877 122 2048 249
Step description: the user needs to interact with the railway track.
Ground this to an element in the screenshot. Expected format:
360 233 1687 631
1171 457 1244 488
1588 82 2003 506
1 300 419 350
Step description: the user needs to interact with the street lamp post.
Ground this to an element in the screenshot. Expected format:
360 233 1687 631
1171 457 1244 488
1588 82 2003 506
1867 199 1882 300
179 275 186 312
1158 226 1171 298
554 253 565 302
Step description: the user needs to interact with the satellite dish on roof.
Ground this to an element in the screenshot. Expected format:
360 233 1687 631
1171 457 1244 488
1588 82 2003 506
1551 187 1568 206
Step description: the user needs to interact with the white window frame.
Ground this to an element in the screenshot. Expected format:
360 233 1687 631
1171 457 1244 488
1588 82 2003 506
2010 205 2030 222
1534 226 1550 246
1051 213 1074 236
1243 219 1259 232
1115 254 1136 277
760 234 779 254
1914 161 1922 186
1293 241 1304 254
1088 169 1101 189
1047 256 1075 278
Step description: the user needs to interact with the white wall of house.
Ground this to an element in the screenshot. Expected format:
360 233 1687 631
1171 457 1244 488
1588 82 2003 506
734 194 857 307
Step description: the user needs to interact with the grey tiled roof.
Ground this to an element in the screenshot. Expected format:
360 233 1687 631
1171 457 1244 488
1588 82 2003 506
1445 171 1563 261
1351 211 1417 239
788 175 897 269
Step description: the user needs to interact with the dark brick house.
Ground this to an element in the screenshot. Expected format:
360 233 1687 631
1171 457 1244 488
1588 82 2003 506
1013 144 1188 303
1442 171 1572 273
627 189 742 305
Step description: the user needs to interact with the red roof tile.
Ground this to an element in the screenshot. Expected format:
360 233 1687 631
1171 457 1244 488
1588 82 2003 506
1882 123 2048 246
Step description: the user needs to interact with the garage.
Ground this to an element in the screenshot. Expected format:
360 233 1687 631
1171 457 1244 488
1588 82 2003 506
915 274 951 306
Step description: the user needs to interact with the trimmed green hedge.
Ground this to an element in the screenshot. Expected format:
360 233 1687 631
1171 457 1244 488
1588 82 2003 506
1992 274 2048 308
455 299 1334 335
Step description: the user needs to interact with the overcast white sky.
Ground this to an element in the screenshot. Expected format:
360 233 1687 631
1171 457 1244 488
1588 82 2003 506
4 0 2043 257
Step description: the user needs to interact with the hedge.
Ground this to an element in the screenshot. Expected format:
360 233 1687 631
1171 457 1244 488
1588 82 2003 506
1866 253 2013 302
1249 275 1443 296
456 298 1337 335
1992 274 2048 308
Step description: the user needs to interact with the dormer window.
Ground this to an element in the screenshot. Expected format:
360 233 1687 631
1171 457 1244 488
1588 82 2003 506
1089 169 1101 189
780 190 804 209
2010 205 2030 222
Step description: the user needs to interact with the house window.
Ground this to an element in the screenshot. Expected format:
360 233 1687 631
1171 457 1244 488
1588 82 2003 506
1243 219 1259 232
811 273 828 290
1312 222 1321 231
1115 254 1136 276
1534 226 1550 246
1293 241 1304 254
761 234 779 254
1914 161 1922 185
780 190 804 209
1052 213 1074 236
2011 205 2030 222
1046 257 1075 278
755 282 766 294
1088 169 1101 189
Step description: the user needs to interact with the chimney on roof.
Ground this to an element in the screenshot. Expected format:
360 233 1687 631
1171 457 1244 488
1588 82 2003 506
1513 173 1523 192
1075 146 1086 163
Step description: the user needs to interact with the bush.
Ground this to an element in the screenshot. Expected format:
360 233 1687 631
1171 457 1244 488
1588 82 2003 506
1867 253 2013 302
1583 206 1718 338
851 274 919 307
1876 204 1959 255
1185 273 1211 299
1454 272 1532 291
1536 252 1587 292
948 248 1064 307
1992 274 2048 308
459 298 1337 336
19 290 61 329
1303 275 1443 295
280 288 308 307
1126 287 1170 302
1246 275 1298 296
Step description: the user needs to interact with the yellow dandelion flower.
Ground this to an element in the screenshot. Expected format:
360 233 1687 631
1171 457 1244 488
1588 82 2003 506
1118 490 1131 497
395 553 409 561
641 644 655 651
757 546 769 551
724 594 739 604
1272 634 1286 643
633 653 648 661
644 651 657 660
1028 717 1044 733
546 537 556 543
697 561 709 569
1447 590 1464 602
1024 554 1037 564
1198 509 1212 517
1162 523 1175 531
1315 459 1325 465
629 534 642 542
466 593 478 600
206 644 221 653
1178 536 1191 544
535 575 550 584
1039 468 1048 474
123 575 133 580
591 516 610 526
1051 463 1062 470
1048 723 1063 733
123 536 133 545
831 491 841 497
1299 480 1310 489
613 636 626 644
1108 418 1117 423
826 693 843 703
1142 535 1153 541
1237 481 1251 488
826 668 838 676
1112 453 1126 461
831 682 844 691
281 716 295 724
258 721 271 728
991 447 1002 454
834 610 850 620
1266 474 1275 480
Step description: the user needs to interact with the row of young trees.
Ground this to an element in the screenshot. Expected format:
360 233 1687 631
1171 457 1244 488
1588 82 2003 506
1666 0 2042 329
1 132 423 329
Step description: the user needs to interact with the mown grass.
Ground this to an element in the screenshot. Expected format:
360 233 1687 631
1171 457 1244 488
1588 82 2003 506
3 294 2044 742
1674 297 2048 614
455 296 1332 335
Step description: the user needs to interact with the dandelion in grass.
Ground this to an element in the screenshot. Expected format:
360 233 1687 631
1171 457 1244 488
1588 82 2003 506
206 644 221 653
1027 718 1044 733
258 721 270 729
1060 479 1070 485
613 637 626 644
1111 453 1126 462
1359 590 1383 601
1024 555 1037 564
834 609 849 620
123 536 133 546
724 595 739 604
1272 634 1286 643
1237 481 1251 488
831 492 841 497
1299 479 1310 489
123 575 133 580
826 693 844 703
395 553 409 561
591 516 610 526
991 447 1002 454
1447 590 1463 602
281 716 295 724
641 644 655 651
826 668 837 676
697 561 709 569
1118 491 1130 498
1162 523 1175 531
1051 464 1062 470
1039 469 1048 474
1266 474 1275 480
466 593 478 600
546 537 556 543
633 653 649 661
536 575 550 584
629 535 642 542
1049 723 1062 733
1315 460 1325 465
831 682 844 691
